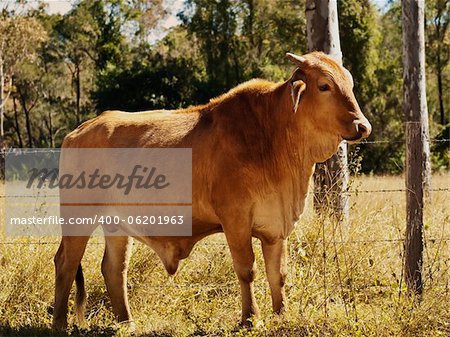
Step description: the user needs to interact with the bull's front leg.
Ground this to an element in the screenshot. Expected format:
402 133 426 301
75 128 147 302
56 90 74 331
222 217 260 325
261 239 287 314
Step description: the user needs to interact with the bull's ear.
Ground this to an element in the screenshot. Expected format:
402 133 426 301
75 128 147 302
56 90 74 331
289 68 307 113
286 52 307 66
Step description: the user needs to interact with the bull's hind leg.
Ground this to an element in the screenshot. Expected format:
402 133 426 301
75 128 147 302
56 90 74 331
261 239 287 314
101 236 134 329
53 236 90 330
222 218 260 325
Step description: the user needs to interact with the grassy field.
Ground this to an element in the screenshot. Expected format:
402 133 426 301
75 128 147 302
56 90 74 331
0 174 449 336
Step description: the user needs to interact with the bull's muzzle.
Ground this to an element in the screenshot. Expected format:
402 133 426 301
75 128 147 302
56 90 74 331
356 120 372 139
344 119 372 143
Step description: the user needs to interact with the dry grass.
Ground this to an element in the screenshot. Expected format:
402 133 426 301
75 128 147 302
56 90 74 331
0 173 449 336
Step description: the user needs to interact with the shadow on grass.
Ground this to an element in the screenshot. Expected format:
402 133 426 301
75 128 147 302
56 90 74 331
0 325 173 337
0 324 310 337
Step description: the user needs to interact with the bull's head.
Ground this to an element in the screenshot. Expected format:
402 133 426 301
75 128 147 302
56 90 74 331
286 52 371 155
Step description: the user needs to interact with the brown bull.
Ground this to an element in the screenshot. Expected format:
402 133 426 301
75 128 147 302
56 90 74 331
52 52 371 330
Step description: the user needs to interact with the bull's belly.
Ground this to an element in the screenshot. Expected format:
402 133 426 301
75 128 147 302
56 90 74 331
116 193 304 275
133 217 222 275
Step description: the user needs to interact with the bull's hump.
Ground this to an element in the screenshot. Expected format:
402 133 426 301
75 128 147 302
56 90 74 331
207 79 276 106
100 109 190 120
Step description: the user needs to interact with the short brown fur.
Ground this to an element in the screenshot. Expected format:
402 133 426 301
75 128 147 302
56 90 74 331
52 52 371 330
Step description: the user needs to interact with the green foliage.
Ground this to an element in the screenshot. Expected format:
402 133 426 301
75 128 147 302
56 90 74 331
0 14 48 141
237 0 307 79
0 15 47 75
338 0 381 105
425 0 450 126
180 0 241 96
351 2 405 173
0 0 448 172
179 0 306 97
94 49 206 111
425 0 449 170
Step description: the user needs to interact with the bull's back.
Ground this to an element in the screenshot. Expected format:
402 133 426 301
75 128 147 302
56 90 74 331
60 109 219 227
62 110 202 149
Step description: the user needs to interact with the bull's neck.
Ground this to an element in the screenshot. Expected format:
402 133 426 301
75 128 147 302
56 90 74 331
268 81 317 166
254 82 317 199
272 80 341 162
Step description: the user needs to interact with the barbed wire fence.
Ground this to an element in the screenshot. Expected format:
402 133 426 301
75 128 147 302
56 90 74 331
0 139 449 323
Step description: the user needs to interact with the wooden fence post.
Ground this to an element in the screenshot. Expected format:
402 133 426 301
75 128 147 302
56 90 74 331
306 0 349 222
402 0 431 295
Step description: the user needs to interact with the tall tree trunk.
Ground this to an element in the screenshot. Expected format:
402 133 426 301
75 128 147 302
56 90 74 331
24 105 33 148
232 39 241 84
247 0 254 46
48 110 54 148
18 89 33 148
75 64 81 125
306 0 349 222
436 53 446 125
402 0 431 296
13 96 23 148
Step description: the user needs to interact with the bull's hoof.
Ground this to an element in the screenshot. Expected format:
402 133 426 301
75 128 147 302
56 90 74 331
239 315 262 328
273 305 286 315
232 317 264 335
116 320 136 336
51 319 68 332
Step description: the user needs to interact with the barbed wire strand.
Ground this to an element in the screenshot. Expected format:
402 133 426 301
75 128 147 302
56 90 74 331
1 237 450 245
357 138 450 144
0 138 448 155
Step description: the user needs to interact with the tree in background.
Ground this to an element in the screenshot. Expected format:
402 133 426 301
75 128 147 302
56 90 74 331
180 0 306 98
238 0 307 80
0 0 448 173
425 0 450 170
93 48 205 111
348 2 406 173
53 1 99 125
180 0 241 97
338 0 381 107
132 0 167 41
0 15 47 144
426 0 449 127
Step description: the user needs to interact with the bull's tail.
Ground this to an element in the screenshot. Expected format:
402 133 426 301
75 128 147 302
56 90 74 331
75 264 86 324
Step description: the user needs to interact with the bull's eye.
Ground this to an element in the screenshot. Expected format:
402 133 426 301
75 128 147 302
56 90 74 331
318 84 330 92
